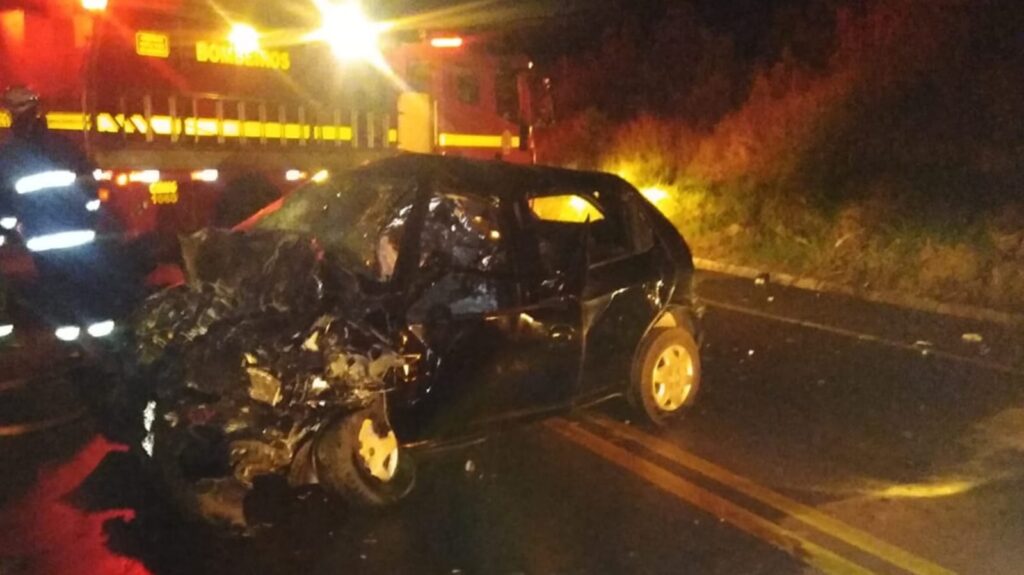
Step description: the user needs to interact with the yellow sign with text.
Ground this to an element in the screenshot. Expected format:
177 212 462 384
136 31 170 58
195 41 291 71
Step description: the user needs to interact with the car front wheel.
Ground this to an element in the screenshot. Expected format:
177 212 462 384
629 327 702 426
313 408 416 506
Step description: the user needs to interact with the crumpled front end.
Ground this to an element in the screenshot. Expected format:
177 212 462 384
131 228 408 526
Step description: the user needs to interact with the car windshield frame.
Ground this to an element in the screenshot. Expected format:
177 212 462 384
252 171 423 286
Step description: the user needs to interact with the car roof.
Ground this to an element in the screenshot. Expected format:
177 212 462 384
354 153 631 200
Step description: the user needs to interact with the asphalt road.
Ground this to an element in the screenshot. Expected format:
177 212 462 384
2 271 1022 575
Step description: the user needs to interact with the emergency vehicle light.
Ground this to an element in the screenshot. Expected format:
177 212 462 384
26 230 96 253
430 37 463 49
15 171 77 195
0 217 16 230
191 169 219 183
129 170 160 184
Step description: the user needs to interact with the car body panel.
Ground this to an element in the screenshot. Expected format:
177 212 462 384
135 154 699 490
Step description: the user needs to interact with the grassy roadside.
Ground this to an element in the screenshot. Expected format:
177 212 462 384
536 113 1024 314
532 1 1024 314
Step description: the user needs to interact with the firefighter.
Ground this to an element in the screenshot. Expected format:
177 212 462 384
0 86 98 247
0 86 138 337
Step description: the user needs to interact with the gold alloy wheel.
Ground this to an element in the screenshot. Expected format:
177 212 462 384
651 344 695 412
357 418 400 482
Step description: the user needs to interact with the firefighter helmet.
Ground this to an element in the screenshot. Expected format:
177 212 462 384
1 86 40 117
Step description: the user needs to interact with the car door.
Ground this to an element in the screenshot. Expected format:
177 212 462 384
394 187 583 442
523 185 665 403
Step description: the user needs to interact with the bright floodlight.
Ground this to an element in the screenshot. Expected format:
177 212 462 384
15 170 76 194
86 199 101 212
87 320 116 338
229 23 260 55
0 217 16 230
0 324 12 339
55 326 81 342
313 1 386 62
26 230 96 252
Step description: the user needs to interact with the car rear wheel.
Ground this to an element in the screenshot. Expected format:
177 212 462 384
313 409 416 507
629 327 701 426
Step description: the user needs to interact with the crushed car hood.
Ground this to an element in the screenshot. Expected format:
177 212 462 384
131 229 408 488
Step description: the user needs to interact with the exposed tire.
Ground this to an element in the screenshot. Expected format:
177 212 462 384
313 409 416 507
629 327 702 427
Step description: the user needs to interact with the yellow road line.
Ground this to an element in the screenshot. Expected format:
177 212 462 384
585 414 957 575
547 419 877 575
702 298 1023 377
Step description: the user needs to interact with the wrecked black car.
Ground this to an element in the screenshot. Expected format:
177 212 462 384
132 154 702 525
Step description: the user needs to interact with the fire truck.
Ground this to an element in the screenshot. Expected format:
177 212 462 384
0 0 536 236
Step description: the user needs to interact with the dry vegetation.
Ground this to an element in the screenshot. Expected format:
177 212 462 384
536 0 1024 311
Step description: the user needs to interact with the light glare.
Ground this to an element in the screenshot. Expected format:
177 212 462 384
430 36 464 48
313 1 386 62
55 326 81 342
191 169 219 182
129 170 160 184
0 324 12 338
26 230 96 252
81 0 107 12
86 199 101 212
0 217 16 230
311 169 329 183
228 24 260 55
87 320 116 338
641 187 669 203
15 171 76 194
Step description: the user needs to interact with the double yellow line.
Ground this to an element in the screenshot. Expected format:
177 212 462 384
548 415 956 575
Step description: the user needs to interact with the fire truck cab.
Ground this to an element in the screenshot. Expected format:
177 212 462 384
0 0 536 237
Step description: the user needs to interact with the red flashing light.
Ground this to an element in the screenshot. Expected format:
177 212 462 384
81 0 108 12
430 37 463 49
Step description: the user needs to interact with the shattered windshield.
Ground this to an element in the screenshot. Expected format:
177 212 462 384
254 173 418 281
